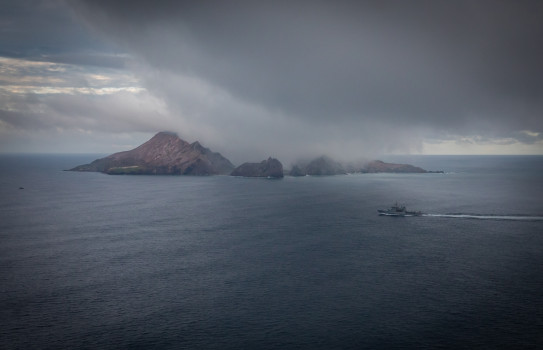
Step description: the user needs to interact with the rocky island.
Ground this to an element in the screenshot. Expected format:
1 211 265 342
302 156 347 176
289 156 429 176
70 131 437 177
359 160 427 173
231 157 284 178
70 132 234 175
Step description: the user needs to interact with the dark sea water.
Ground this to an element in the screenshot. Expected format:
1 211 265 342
1 155 543 349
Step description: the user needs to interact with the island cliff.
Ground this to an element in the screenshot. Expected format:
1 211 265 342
231 157 284 178
70 132 234 175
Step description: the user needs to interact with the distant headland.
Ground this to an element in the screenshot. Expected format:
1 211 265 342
69 132 441 178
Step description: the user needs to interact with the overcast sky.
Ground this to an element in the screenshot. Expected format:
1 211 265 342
1 0 542 164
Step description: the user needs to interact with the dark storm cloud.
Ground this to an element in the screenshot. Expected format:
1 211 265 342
70 0 543 140
2 0 542 157
0 0 124 68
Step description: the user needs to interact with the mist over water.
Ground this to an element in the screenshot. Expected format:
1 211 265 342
1 155 542 349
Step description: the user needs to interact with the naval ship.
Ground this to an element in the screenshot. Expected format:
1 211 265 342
378 203 423 217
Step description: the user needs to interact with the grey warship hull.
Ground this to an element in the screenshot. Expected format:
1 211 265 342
378 203 422 217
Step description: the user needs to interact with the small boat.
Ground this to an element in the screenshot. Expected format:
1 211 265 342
378 203 422 217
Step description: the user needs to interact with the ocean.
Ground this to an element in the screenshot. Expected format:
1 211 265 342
1 155 542 349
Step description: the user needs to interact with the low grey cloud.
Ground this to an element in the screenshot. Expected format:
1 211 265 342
68 1 543 155
1 0 542 159
0 88 167 132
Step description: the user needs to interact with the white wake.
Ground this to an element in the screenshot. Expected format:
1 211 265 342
423 214 543 221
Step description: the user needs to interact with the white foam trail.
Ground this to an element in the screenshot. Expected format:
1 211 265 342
379 213 418 217
423 214 543 221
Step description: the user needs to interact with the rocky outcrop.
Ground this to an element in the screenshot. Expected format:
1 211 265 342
70 132 235 175
230 157 284 178
304 156 346 175
288 156 346 176
289 165 306 177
